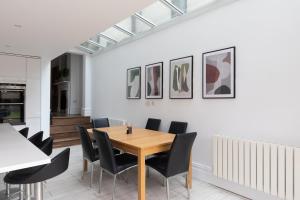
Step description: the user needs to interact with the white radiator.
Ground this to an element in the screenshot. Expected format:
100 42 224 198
213 135 300 200
109 118 126 126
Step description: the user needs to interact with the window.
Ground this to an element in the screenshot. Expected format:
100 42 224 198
79 0 220 54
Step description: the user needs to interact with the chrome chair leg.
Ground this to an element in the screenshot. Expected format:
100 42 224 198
112 175 117 200
90 163 94 188
5 183 10 197
81 158 86 180
162 177 166 187
186 173 190 199
25 184 31 200
146 167 150 178
99 168 103 193
19 184 24 200
34 182 43 200
166 178 170 200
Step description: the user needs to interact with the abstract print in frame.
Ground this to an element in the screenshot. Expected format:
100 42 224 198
145 62 163 99
127 67 141 99
203 47 235 99
169 56 193 99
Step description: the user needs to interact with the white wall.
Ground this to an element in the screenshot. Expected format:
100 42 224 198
91 0 300 179
82 55 92 116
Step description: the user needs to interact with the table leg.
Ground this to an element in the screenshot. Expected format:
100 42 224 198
138 150 146 200
83 159 88 172
186 153 192 189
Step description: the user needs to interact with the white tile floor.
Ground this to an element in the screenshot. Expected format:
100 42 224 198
1 146 248 200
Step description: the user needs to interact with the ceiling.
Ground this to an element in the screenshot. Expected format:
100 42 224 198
0 0 155 60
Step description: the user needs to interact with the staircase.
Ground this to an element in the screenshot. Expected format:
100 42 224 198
50 115 92 148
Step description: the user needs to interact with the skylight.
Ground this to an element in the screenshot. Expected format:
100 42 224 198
78 0 217 54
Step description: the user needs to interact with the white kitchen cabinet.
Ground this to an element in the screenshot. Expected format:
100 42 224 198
25 117 41 138
25 58 41 134
26 58 41 80
25 79 41 118
0 55 26 82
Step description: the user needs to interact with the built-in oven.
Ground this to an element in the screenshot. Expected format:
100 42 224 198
0 83 25 125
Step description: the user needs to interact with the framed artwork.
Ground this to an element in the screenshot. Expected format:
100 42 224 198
145 62 163 99
169 56 193 99
202 47 235 99
127 67 141 99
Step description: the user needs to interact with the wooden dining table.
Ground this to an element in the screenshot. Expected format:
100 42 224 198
86 126 192 200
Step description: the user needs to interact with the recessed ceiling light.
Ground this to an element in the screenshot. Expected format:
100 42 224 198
13 24 22 28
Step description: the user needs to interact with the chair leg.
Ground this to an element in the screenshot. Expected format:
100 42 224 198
34 182 43 200
90 163 94 188
19 184 24 200
112 175 117 200
82 158 86 180
166 178 169 200
146 166 150 178
99 168 103 193
5 183 10 197
162 177 166 187
25 184 31 200
186 173 190 199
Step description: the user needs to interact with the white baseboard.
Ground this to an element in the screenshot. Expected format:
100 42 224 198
192 162 281 200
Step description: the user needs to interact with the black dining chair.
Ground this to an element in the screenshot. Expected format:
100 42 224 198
92 118 110 128
28 131 44 147
4 135 54 197
93 130 137 200
78 126 100 188
78 126 120 187
4 148 70 200
19 127 29 138
168 121 188 134
145 118 161 131
146 132 197 200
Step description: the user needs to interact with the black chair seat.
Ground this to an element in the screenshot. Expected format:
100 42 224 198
5 148 70 184
115 153 137 173
4 165 44 184
146 132 196 178
146 154 168 177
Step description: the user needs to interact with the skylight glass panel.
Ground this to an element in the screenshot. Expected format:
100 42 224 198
116 15 152 34
90 35 114 48
81 42 99 52
138 1 180 26
101 27 130 42
165 0 187 13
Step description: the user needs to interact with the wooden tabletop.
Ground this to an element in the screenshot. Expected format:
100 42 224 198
87 126 175 154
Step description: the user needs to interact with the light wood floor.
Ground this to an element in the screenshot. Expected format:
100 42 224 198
1 146 248 200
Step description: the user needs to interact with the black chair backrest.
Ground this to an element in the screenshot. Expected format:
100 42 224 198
93 130 117 174
19 127 29 138
29 131 43 147
166 132 197 177
168 121 188 134
39 137 53 156
26 148 70 183
78 126 97 162
145 118 161 131
92 118 110 128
